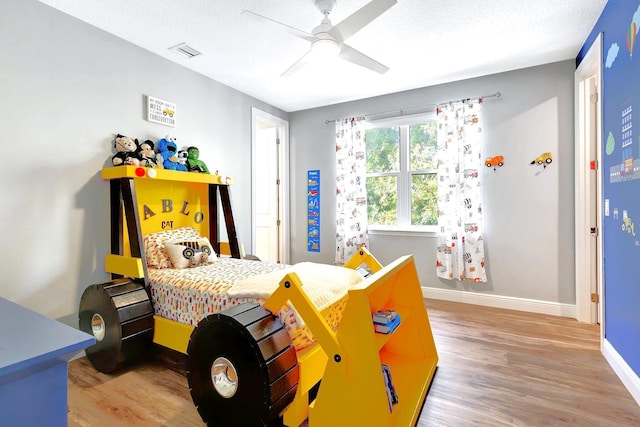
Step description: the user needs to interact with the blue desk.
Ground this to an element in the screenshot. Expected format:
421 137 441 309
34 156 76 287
0 297 95 427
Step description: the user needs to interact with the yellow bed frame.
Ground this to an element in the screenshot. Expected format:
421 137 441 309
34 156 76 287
99 165 438 426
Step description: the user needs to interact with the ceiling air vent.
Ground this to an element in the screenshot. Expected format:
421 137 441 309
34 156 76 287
169 43 202 59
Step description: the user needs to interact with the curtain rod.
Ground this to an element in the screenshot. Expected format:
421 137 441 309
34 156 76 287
325 91 501 124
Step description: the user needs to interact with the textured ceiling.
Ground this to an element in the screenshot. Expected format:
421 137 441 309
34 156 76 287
37 0 607 112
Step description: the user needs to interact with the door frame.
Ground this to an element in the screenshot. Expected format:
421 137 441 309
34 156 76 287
251 107 290 264
574 33 603 330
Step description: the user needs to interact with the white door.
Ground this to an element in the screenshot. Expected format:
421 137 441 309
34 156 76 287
575 33 603 329
255 126 279 262
587 74 600 324
251 108 290 264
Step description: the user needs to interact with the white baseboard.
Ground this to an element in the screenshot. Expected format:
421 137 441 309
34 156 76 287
602 339 640 406
421 286 576 318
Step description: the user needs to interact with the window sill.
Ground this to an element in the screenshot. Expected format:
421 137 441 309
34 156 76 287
368 226 438 237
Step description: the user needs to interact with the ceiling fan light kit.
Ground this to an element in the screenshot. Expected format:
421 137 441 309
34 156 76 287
244 0 397 76
311 39 340 58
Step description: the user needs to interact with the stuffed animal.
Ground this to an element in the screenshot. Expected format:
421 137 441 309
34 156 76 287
137 140 161 168
186 146 210 174
177 149 189 169
112 152 127 167
112 151 142 167
114 134 138 154
156 137 187 171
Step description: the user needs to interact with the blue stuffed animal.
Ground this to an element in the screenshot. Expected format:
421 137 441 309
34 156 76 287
156 137 187 171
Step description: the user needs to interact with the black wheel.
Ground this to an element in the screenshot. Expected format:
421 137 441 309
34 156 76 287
202 245 212 256
183 247 195 258
187 303 299 427
79 278 154 373
545 158 552 164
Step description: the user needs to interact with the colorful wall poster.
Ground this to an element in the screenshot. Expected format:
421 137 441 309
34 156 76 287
578 1 640 377
307 170 320 252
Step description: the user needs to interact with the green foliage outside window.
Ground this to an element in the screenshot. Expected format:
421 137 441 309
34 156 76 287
366 175 397 225
409 123 438 171
366 120 438 227
365 127 399 173
411 173 438 225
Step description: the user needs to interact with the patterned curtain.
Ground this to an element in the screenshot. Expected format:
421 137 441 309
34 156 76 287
436 100 487 282
335 117 369 265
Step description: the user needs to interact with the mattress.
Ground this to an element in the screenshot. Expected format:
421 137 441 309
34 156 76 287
148 257 355 350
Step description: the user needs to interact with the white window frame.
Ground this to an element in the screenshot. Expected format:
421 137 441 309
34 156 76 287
365 113 438 235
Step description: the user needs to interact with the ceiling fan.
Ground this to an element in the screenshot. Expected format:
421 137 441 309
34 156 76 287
242 0 397 77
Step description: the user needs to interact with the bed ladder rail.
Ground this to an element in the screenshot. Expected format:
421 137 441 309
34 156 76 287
209 184 242 259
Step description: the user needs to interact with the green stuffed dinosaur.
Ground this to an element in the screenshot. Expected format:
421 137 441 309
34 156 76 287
186 146 210 174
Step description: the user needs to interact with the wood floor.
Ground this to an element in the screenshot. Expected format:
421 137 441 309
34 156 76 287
67 299 640 426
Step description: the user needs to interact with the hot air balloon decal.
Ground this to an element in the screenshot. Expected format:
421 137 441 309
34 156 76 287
627 22 636 58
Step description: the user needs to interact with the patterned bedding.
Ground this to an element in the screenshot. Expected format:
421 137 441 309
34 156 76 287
148 257 351 350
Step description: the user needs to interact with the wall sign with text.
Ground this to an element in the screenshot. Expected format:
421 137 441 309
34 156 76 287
146 95 176 127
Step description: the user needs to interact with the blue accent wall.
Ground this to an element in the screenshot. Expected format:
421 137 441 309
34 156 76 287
578 0 640 378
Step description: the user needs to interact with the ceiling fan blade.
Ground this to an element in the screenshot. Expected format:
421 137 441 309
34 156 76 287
281 50 313 77
339 43 389 74
242 10 316 42
329 0 397 42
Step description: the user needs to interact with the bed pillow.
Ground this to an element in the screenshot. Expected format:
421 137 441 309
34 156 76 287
165 237 216 269
143 226 202 268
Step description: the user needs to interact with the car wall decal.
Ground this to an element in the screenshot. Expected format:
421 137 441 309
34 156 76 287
485 155 504 171
530 151 553 169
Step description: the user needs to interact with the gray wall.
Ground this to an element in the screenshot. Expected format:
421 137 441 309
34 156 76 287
0 0 286 325
1 0 576 327
289 60 576 304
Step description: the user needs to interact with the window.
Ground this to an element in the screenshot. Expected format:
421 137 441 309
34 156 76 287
365 116 438 230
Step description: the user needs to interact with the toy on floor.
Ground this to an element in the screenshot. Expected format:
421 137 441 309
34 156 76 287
156 136 187 171
186 146 210 174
